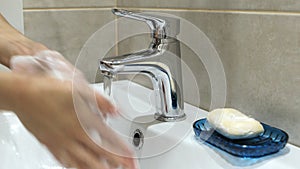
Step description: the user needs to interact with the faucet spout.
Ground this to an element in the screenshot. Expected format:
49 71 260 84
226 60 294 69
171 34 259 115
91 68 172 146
100 59 185 121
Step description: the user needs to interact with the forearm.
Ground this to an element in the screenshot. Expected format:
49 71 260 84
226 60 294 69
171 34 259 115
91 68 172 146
0 13 47 67
0 72 25 111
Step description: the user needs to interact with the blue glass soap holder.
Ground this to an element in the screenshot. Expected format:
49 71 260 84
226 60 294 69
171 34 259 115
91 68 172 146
193 118 289 158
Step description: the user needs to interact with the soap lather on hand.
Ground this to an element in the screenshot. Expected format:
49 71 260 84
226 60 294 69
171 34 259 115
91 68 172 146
207 108 264 139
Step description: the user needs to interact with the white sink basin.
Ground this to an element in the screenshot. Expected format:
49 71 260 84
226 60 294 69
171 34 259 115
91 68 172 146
102 81 300 169
0 112 61 169
0 80 299 169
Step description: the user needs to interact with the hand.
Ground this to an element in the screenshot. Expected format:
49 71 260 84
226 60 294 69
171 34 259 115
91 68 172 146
0 15 47 67
11 50 119 117
10 51 138 169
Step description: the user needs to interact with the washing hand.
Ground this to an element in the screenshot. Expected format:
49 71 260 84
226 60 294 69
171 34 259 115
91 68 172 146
9 50 138 169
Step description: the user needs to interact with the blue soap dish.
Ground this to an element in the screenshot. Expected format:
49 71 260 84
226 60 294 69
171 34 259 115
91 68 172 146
193 118 289 158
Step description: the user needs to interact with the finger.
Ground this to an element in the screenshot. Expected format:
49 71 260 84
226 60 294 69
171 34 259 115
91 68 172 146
75 85 118 118
84 141 120 169
41 135 82 169
69 101 137 169
107 159 120 169
95 91 119 116
72 81 112 118
78 124 137 169
67 140 110 169
70 96 128 158
79 111 134 159
52 148 80 169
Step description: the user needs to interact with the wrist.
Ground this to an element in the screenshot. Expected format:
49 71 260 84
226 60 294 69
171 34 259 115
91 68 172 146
0 21 47 67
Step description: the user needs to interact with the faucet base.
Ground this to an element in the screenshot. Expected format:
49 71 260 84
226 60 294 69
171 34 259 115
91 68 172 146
154 113 186 122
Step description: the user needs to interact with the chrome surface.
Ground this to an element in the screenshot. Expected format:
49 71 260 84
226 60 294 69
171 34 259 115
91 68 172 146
132 129 144 150
99 9 185 122
112 8 167 39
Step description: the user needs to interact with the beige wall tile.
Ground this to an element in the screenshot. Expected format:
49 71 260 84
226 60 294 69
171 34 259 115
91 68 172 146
117 0 300 12
24 0 115 9
177 11 300 146
24 9 116 82
115 10 300 145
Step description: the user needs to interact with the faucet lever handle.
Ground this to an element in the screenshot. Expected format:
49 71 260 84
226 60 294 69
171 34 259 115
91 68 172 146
112 8 167 39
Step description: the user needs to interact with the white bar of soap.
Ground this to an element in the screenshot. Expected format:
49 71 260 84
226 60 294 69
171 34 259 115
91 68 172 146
207 108 264 139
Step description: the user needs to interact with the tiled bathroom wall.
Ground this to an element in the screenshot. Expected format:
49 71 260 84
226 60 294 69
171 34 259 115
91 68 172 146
115 2 300 146
23 1 300 146
23 0 116 81
117 0 300 12
23 0 114 8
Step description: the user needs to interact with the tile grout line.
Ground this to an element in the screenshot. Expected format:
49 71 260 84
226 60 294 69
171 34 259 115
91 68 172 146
23 6 300 15
23 7 113 12
115 15 119 56
118 7 300 16
115 0 119 55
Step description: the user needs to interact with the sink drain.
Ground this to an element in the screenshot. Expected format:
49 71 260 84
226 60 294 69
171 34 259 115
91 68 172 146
132 129 144 150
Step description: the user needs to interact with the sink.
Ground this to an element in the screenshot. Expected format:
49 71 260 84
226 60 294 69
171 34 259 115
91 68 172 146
0 80 300 169
0 112 61 169
102 81 300 169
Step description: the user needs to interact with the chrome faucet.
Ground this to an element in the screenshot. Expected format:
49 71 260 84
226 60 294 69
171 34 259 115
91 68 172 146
99 9 186 122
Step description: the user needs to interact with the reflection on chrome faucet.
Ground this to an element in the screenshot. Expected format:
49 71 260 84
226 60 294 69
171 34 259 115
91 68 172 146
99 9 186 122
